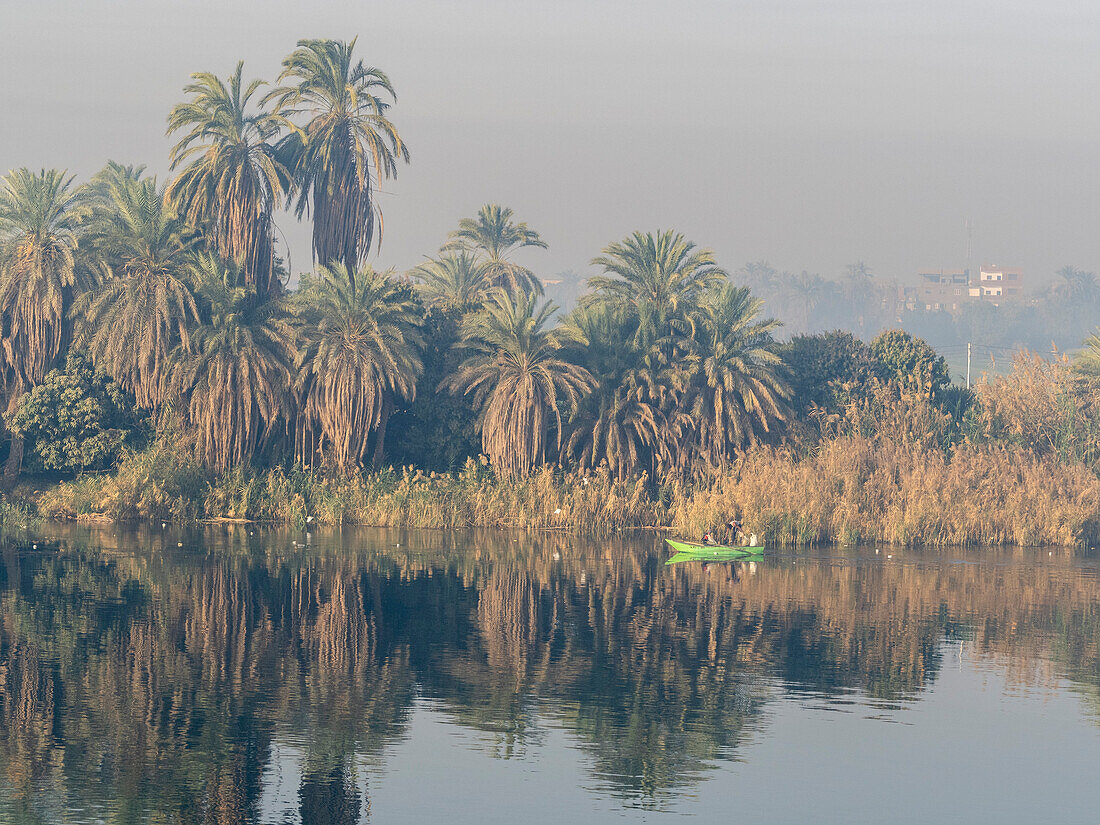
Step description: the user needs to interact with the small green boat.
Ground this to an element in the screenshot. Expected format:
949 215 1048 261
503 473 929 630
664 538 764 564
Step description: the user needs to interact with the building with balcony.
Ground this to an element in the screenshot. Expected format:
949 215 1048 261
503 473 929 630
971 266 1023 304
917 269 970 311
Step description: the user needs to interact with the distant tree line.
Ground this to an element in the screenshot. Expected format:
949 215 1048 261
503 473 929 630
737 260 1100 361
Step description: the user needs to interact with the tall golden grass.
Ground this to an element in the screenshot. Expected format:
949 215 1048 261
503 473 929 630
25 440 1100 545
32 457 660 533
667 438 1100 546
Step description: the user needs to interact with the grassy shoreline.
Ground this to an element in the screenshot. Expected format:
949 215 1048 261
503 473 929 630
7 437 1099 547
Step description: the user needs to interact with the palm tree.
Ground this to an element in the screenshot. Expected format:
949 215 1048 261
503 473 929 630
268 38 409 275
565 363 685 481
166 62 288 296
783 270 826 334
0 168 86 480
410 251 491 314
73 163 199 410
444 289 594 477
295 262 423 470
166 252 295 472
444 205 546 295
1054 265 1099 304
587 230 726 350
1073 330 1100 378
683 283 789 470
560 302 671 480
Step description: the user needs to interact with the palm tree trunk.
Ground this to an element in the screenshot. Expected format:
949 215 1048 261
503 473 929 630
3 434 23 489
371 398 392 470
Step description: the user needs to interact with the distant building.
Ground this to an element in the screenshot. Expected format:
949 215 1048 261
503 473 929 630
917 269 969 312
973 266 1023 304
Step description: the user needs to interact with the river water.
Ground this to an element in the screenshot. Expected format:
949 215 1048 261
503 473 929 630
0 525 1097 823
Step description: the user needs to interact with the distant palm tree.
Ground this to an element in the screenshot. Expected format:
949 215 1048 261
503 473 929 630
166 252 295 472
737 260 779 293
1054 265 1099 304
73 163 199 409
684 283 789 469
444 289 593 477
410 251 491 314
295 262 423 470
166 62 288 296
783 270 826 334
0 168 87 479
445 204 546 295
588 230 726 350
269 38 408 275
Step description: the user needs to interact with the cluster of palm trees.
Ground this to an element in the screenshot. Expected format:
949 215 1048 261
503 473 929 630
0 37 790 483
402 222 790 479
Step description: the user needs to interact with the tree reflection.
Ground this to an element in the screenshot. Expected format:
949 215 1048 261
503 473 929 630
0 527 1096 820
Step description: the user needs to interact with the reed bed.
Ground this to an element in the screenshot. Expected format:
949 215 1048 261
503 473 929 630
31 456 661 533
668 438 1100 546
20 433 1100 545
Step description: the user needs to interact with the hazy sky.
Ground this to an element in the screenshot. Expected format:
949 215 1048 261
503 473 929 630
3 0 1099 285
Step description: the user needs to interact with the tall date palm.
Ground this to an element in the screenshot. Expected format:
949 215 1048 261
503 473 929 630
445 204 546 296
269 38 409 276
587 230 726 351
74 163 199 410
0 168 86 479
561 303 673 480
166 253 295 473
684 283 789 470
445 289 593 477
295 262 423 470
410 251 491 314
166 62 288 296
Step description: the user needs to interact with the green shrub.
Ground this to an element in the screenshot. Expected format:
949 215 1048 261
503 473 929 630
7 353 140 473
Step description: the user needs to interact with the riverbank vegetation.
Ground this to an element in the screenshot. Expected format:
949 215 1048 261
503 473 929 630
3 37 1100 545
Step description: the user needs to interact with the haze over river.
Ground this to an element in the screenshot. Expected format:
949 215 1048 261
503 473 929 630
1 526 1098 823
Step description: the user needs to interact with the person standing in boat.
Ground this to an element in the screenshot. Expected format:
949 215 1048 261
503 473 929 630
725 518 746 546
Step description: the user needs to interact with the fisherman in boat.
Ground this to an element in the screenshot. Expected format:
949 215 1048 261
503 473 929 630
701 530 718 546
726 518 746 546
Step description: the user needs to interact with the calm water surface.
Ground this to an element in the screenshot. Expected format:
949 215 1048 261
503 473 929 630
0 526 1098 823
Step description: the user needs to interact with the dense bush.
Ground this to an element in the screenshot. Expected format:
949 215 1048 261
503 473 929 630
7 353 140 474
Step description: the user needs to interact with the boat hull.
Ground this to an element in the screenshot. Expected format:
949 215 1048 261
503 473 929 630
664 538 764 564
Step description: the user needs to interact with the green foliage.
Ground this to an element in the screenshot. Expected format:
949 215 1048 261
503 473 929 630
444 289 595 477
386 307 481 471
782 330 876 416
166 252 296 473
7 353 138 473
166 61 287 295
0 167 87 392
33 436 207 521
870 329 951 396
443 204 547 295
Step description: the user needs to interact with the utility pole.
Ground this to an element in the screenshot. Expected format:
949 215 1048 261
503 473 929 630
966 341 971 389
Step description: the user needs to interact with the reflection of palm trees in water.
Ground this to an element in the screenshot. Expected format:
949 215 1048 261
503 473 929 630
1 529 1098 819
0 643 60 803
299 765 362 825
